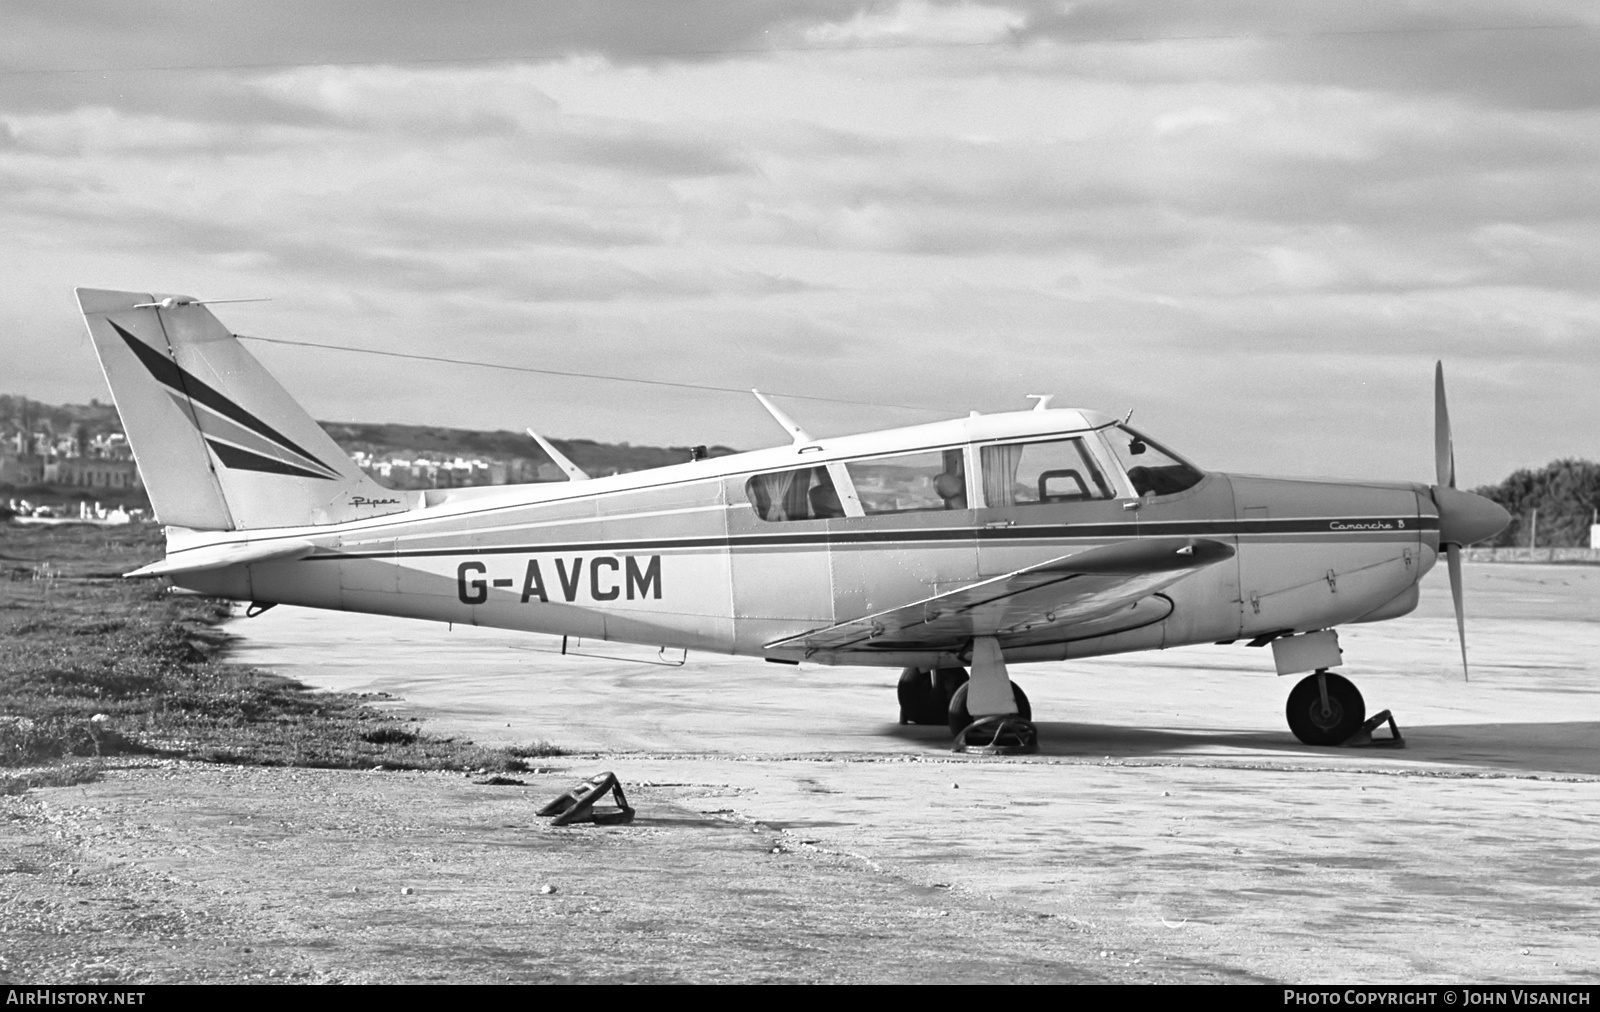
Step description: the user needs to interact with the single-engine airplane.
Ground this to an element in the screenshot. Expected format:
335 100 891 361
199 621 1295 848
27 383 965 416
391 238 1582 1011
76 288 1510 751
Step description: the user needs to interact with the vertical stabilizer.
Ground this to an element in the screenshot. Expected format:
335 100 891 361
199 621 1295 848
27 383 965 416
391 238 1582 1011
76 288 410 530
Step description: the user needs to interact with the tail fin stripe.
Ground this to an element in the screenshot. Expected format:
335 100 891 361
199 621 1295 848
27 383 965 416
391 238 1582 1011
110 319 337 475
164 390 340 479
204 439 337 480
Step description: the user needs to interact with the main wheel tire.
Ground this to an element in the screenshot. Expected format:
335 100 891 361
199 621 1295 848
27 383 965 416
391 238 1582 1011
1285 671 1366 745
933 666 969 705
897 667 933 724
898 667 970 725
947 680 1032 737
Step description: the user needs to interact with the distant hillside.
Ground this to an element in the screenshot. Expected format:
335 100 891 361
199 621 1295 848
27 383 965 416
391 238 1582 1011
2 394 741 506
0 395 122 436
319 421 738 478
1472 459 1600 548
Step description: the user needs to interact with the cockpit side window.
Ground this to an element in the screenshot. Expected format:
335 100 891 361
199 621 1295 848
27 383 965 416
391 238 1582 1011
1107 425 1204 497
745 466 844 522
979 437 1112 508
843 448 967 515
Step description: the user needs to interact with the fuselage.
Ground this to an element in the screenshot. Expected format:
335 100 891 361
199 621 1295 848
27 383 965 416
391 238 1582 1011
172 407 1439 669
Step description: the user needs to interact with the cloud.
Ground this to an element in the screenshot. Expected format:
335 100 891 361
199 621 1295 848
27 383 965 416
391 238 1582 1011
803 0 1025 45
2 1 1597 482
0 1 875 83
1008 0 1600 110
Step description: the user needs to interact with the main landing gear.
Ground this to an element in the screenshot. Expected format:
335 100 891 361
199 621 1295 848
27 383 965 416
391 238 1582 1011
899 637 1037 755
897 666 969 726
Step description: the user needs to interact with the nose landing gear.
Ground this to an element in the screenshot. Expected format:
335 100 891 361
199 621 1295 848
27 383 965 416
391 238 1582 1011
1286 670 1406 747
1286 669 1364 745
1274 631 1399 747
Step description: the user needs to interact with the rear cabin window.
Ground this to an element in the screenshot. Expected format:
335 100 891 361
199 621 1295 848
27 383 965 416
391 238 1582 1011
979 437 1112 508
745 466 845 522
843 449 967 515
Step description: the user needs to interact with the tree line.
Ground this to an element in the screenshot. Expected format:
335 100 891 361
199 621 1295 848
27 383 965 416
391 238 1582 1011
1472 459 1600 548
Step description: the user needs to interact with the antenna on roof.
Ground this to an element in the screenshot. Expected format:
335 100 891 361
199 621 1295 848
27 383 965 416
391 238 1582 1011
752 389 813 444
526 429 590 481
1025 394 1054 411
1122 408 1134 424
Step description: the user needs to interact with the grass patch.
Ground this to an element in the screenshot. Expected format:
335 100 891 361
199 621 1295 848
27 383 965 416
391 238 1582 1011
1 523 562 783
361 726 419 746
0 760 103 796
508 741 565 759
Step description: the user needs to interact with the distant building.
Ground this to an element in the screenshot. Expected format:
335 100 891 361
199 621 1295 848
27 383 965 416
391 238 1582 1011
41 456 143 490
89 432 134 460
0 452 44 486
352 449 562 490
1 411 145 492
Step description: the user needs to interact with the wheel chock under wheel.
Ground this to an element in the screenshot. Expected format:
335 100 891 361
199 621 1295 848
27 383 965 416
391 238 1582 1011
536 771 636 826
953 716 1038 755
1339 709 1404 748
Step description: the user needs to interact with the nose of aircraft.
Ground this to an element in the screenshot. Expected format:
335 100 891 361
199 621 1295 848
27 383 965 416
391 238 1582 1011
1431 485 1511 546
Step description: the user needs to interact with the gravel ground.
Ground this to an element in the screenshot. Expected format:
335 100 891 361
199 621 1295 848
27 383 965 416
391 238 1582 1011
0 759 1193 984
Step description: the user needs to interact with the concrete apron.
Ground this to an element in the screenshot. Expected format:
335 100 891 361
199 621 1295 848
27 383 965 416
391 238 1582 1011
226 562 1600 982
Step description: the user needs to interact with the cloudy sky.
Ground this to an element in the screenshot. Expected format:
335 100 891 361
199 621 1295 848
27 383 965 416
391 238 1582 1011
3 1 1596 484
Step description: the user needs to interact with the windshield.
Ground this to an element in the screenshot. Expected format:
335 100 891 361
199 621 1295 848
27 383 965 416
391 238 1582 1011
1106 425 1204 497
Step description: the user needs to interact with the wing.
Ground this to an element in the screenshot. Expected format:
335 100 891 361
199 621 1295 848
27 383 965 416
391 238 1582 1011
765 537 1234 658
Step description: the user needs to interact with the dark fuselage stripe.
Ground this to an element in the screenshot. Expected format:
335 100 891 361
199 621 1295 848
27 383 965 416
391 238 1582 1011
307 516 1435 561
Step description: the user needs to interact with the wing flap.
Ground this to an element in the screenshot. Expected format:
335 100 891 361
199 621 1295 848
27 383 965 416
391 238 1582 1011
766 537 1233 655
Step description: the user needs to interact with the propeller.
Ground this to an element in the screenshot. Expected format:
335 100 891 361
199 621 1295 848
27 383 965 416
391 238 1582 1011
1434 361 1454 489
1430 362 1511 680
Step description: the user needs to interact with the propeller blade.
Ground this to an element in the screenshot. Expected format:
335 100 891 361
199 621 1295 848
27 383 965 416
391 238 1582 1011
1447 543 1468 681
1434 361 1455 489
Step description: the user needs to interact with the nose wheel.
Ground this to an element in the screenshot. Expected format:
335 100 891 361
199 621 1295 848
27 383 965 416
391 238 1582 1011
1286 669 1366 746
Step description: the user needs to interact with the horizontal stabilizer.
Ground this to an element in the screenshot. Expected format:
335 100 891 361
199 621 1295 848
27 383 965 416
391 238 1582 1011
125 538 315 578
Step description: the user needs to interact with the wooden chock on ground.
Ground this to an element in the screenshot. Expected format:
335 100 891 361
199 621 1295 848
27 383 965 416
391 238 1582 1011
953 715 1039 756
1340 709 1405 748
536 771 637 826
